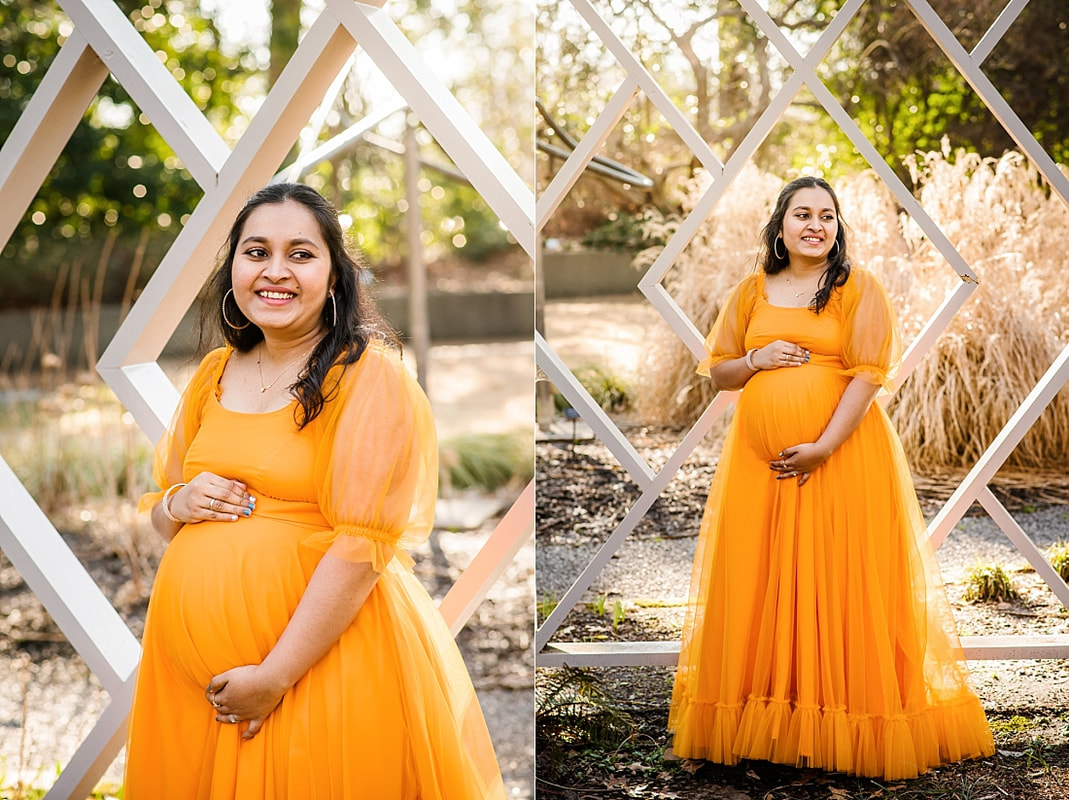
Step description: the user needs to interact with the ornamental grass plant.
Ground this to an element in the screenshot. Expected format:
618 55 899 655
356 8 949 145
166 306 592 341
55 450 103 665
636 148 1069 474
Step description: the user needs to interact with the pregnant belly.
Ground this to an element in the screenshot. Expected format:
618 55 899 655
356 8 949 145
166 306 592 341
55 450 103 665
147 516 323 685
736 364 847 461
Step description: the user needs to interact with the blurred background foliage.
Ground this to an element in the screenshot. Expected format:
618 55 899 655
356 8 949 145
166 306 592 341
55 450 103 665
536 0 1068 241
0 0 533 311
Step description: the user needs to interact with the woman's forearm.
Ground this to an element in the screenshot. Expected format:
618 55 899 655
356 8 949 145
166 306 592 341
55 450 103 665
256 554 380 695
150 501 183 542
709 354 757 391
815 376 882 458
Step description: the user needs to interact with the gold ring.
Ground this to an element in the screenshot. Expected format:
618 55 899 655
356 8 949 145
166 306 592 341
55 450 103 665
209 498 219 512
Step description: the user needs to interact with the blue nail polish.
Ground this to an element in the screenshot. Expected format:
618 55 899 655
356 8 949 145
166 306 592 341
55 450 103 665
243 508 251 517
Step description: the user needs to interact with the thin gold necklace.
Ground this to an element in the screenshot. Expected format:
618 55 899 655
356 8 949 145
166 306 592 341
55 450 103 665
785 271 821 299
256 344 314 393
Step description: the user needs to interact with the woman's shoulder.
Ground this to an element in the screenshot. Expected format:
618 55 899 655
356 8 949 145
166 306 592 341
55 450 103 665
726 271 763 306
185 346 230 393
839 267 887 302
324 339 413 403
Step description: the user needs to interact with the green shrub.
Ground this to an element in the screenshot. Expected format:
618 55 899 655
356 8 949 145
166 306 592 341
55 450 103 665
555 365 634 414
1048 542 1069 583
963 563 1019 603
438 430 533 491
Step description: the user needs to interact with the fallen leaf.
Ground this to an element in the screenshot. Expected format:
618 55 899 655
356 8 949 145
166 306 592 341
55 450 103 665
680 759 703 774
746 769 761 780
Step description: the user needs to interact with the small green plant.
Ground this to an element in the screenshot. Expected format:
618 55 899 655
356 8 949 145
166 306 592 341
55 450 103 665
438 429 533 492
963 562 1019 603
557 365 634 413
1048 541 1069 583
588 593 609 616
610 599 626 630
537 591 557 621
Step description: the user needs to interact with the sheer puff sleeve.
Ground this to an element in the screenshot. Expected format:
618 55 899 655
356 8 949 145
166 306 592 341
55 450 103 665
839 269 901 390
305 343 438 573
138 347 228 513
696 273 760 377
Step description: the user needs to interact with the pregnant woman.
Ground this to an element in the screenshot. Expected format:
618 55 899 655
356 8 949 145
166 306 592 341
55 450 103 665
667 176 994 779
125 183 504 799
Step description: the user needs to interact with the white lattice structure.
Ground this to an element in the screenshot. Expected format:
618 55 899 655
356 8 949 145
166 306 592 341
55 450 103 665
0 1 534 796
537 0 1069 668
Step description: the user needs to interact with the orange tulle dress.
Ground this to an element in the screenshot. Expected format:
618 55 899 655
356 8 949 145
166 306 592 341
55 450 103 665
125 344 505 799
668 270 994 780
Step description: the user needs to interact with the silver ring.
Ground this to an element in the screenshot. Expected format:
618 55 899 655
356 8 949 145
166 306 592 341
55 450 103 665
209 498 219 512
212 700 221 709
229 714 238 724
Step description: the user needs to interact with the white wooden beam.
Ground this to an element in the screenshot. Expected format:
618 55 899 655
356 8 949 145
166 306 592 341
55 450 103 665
536 78 639 230
57 0 230 188
0 460 139 695
0 31 107 250
971 0 1030 65
440 481 534 636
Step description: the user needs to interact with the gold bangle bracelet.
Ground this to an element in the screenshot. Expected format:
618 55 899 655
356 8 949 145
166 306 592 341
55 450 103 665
161 482 187 524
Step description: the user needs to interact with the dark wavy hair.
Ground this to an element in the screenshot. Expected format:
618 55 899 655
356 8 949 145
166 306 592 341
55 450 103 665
759 176 850 314
203 182 393 429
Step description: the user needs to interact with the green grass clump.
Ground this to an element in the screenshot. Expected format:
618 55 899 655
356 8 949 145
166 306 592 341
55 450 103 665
1047 542 1069 583
438 429 533 492
554 364 634 414
963 562 1019 603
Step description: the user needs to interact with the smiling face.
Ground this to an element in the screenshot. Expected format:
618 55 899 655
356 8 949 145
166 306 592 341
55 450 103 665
229 200 333 341
779 185 839 266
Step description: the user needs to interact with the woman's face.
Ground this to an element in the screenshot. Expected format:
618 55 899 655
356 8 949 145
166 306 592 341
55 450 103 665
230 199 333 340
779 186 838 265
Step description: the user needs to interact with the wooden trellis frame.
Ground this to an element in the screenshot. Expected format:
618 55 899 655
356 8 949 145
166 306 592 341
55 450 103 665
536 0 1069 668
0 0 534 796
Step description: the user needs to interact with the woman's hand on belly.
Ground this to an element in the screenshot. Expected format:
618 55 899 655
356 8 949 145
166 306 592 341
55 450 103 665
169 472 256 525
770 442 830 487
206 664 285 740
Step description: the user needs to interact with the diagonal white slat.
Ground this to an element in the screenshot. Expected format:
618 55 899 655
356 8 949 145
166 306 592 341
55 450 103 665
440 481 534 636
970 0 1030 64
41 677 135 800
536 78 640 230
906 0 1069 210
536 332 655 487
274 52 359 185
0 460 140 695
327 0 534 257
929 341 1069 549
535 390 733 650
272 97 409 184
57 0 230 188
564 0 724 177
978 486 1069 609
890 278 979 393
0 30 107 250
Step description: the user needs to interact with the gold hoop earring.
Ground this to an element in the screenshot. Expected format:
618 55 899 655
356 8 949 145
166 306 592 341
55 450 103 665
773 236 786 260
328 291 337 327
222 289 250 330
